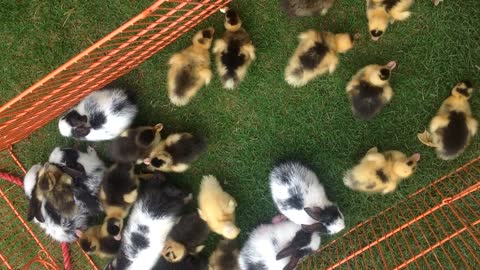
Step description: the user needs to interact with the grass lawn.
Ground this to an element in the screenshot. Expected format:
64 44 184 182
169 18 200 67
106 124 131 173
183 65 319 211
1 0 480 267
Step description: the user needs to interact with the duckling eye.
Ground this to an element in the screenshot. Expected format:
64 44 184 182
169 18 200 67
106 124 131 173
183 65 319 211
379 68 390 80
407 161 414 166
370 30 383 37
151 158 165 168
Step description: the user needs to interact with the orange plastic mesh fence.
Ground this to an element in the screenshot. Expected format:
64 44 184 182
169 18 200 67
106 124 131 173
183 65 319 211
300 157 480 270
0 0 231 152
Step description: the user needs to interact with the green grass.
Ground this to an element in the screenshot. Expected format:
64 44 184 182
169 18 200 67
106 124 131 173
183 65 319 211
2 0 480 267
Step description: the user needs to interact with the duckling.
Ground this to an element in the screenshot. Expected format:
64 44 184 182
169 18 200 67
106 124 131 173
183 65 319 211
367 0 414 41
281 0 336 16
99 163 139 240
109 124 163 163
285 30 358 87
213 8 255 90
161 212 210 263
35 163 76 217
346 61 397 120
343 147 420 194
167 28 215 106
418 81 477 160
143 133 206 173
77 225 121 258
198 175 240 239
209 239 240 270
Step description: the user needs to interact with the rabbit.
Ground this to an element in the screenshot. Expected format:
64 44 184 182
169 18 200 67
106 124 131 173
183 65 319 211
105 178 187 270
99 163 139 240
77 225 121 258
143 132 207 173
343 147 420 194
161 212 210 263
432 0 443 5
58 87 137 141
270 161 345 235
109 124 163 164
285 30 358 87
24 164 90 242
239 220 321 270
167 28 215 106
209 239 240 270
346 61 397 120
198 175 240 239
49 146 105 214
281 0 336 16
49 146 105 194
418 81 477 160
367 0 415 41
213 8 255 89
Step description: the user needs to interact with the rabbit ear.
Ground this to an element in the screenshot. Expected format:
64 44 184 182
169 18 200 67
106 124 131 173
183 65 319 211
283 255 301 270
304 207 322 220
27 196 44 223
302 223 328 234
276 244 297 260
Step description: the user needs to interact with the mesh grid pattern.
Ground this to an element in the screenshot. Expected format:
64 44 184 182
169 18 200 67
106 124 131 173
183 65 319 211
0 0 231 152
300 158 480 270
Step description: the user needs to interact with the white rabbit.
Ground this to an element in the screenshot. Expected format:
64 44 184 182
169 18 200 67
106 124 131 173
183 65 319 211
24 164 89 242
239 220 321 270
270 161 345 235
58 87 137 141
105 178 187 270
49 146 105 196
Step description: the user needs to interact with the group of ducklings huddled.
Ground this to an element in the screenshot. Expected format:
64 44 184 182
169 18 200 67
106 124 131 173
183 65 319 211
25 86 240 269
22 1 477 270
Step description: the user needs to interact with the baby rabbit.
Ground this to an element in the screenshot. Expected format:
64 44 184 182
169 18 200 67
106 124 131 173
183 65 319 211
77 225 121 258
270 161 345 235
343 147 420 194
99 163 139 240
24 164 89 242
167 28 215 106
367 0 414 41
58 87 137 141
239 221 321 270
281 0 335 16
161 212 210 263
209 239 240 270
285 30 357 87
213 8 255 89
49 146 105 196
198 175 240 239
418 81 477 160
106 179 186 270
346 61 397 120
144 132 207 173
109 124 163 163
